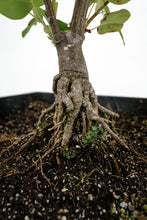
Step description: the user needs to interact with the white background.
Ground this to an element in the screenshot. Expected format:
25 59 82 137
0 0 147 98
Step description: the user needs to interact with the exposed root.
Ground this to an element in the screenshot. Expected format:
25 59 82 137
81 111 86 137
97 103 119 118
0 102 55 165
39 155 52 191
15 102 56 155
2 72 147 184
1 71 130 182
91 116 129 150
52 71 129 151
0 131 34 159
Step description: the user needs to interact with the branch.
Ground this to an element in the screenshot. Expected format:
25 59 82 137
43 0 60 41
86 1 109 28
70 0 90 35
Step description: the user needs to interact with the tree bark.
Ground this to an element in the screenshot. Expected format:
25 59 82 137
56 32 88 77
43 0 128 150
51 30 101 147
70 0 90 35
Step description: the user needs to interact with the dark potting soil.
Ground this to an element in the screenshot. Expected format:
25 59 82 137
0 100 147 220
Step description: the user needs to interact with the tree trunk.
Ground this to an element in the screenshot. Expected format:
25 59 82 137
52 31 98 148
56 32 88 76
43 0 99 148
43 0 129 150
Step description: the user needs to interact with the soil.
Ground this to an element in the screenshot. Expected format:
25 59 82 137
0 100 147 220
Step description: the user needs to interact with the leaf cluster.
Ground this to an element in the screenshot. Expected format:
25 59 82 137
0 0 131 44
21 1 69 41
87 0 131 44
83 125 107 145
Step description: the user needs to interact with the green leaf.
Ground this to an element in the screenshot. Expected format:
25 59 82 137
52 0 58 16
119 30 125 45
22 18 37 37
36 8 49 24
110 203 117 214
44 25 54 42
104 5 110 13
57 20 69 32
89 0 98 7
97 9 130 34
63 149 77 159
108 0 131 5
95 0 104 11
33 7 42 21
0 0 44 20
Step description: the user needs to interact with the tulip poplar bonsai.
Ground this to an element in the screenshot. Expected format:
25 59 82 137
0 0 131 153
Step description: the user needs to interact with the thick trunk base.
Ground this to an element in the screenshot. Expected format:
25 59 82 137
50 71 129 152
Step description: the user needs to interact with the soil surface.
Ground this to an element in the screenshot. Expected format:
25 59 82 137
0 100 147 220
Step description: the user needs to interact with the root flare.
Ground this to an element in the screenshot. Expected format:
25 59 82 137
52 72 129 150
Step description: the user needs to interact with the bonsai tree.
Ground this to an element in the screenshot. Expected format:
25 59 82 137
0 0 131 152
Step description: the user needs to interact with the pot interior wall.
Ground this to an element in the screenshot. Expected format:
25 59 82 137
0 92 147 117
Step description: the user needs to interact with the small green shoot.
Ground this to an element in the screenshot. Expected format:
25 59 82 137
104 113 110 119
63 148 77 159
83 125 108 146
110 203 117 215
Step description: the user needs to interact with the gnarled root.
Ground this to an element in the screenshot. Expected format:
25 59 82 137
52 72 129 150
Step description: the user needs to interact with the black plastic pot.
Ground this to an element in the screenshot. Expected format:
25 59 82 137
0 92 147 117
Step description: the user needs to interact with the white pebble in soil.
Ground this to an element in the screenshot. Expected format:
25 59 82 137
61 216 67 220
24 216 29 220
